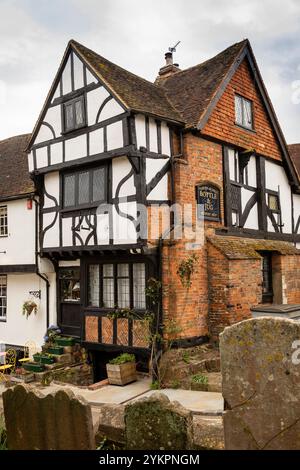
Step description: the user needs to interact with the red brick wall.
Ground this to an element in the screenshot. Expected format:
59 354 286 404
207 242 262 341
273 254 300 304
202 58 283 161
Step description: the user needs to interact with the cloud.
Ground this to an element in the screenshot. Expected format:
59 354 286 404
0 0 299 142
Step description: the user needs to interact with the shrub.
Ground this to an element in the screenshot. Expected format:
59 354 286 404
109 353 135 365
191 373 208 385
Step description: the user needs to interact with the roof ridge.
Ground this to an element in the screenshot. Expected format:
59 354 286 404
159 39 248 81
70 39 164 92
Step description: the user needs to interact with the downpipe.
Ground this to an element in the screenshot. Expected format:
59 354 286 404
33 197 50 329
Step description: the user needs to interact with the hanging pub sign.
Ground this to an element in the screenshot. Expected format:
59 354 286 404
196 183 220 221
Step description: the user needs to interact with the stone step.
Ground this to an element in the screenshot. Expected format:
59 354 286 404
190 372 222 393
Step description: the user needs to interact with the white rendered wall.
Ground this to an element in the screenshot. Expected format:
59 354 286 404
241 188 258 230
0 199 35 266
265 160 292 234
0 274 48 347
293 193 300 233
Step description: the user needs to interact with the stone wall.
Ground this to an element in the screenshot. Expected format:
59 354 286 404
220 317 300 449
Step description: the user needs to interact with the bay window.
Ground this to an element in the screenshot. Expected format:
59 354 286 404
88 262 146 310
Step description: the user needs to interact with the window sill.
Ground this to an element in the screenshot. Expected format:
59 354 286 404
234 123 256 134
0 318 7 322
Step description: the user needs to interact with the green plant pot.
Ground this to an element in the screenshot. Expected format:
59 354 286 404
47 346 64 355
23 362 45 373
56 337 75 347
33 354 55 365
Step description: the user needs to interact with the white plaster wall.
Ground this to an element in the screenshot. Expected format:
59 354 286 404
89 128 104 156
100 98 123 122
65 134 87 161
293 193 300 233
0 199 35 265
112 157 135 197
62 217 73 247
50 142 63 165
161 122 170 156
86 68 96 85
96 213 110 245
35 125 53 145
135 114 146 149
265 160 292 234
146 158 167 183
87 87 110 125
44 172 59 208
149 118 158 153
113 203 137 244
0 274 47 347
73 53 84 90
43 106 61 138
62 55 72 95
36 146 48 169
43 213 59 248
147 174 168 201
228 148 236 181
247 155 257 187
241 187 258 229
107 121 123 150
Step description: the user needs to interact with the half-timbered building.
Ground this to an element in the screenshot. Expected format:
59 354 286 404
24 38 300 374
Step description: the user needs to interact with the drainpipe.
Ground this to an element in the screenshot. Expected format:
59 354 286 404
33 197 50 329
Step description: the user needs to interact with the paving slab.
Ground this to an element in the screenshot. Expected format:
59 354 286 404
35 377 152 406
129 389 224 415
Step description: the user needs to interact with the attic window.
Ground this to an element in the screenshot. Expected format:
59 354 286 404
63 95 86 133
235 95 253 130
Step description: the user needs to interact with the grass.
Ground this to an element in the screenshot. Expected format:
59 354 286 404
191 373 208 385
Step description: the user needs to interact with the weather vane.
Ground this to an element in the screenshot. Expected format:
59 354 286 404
168 41 181 54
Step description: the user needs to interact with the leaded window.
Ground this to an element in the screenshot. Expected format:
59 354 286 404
88 262 147 310
0 275 7 320
63 166 106 209
235 95 253 130
63 95 85 132
0 206 8 237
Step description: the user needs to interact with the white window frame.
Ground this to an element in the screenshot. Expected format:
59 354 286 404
235 94 253 130
0 206 8 237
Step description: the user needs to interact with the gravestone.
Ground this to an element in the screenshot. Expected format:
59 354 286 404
3 384 95 450
125 392 193 450
220 317 300 450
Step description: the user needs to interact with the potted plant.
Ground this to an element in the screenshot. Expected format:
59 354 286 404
23 362 45 373
22 300 38 319
46 345 64 355
106 353 137 386
55 336 75 347
33 352 55 365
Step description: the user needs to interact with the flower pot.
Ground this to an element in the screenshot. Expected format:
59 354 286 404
47 346 64 355
33 354 55 365
106 362 137 386
56 337 75 347
23 362 45 373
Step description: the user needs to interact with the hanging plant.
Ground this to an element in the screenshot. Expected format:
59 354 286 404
22 300 38 319
177 254 198 288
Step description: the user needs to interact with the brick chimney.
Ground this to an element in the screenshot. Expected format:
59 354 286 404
155 51 181 83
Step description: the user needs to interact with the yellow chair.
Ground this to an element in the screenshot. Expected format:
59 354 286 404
18 341 37 365
0 348 17 375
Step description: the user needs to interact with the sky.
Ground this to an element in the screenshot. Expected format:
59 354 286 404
0 0 300 142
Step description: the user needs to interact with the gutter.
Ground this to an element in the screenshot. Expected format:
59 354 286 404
33 197 50 329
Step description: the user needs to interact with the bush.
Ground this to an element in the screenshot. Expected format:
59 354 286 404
0 414 7 450
191 373 208 385
109 353 135 365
